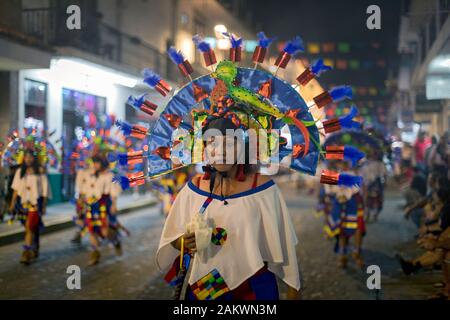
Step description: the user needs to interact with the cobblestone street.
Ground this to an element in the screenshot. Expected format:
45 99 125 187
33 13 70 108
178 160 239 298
0 182 441 300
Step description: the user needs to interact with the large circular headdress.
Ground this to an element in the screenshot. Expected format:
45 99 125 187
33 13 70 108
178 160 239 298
1 117 60 169
114 32 364 189
324 128 383 161
62 113 126 174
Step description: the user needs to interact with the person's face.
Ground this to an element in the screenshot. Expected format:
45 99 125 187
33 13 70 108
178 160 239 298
93 160 102 172
24 152 35 167
205 135 240 173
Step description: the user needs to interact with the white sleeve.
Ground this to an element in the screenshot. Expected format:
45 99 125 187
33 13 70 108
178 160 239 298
259 185 301 291
40 174 49 198
101 172 121 198
75 170 84 194
155 184 192 272
11 170 22 192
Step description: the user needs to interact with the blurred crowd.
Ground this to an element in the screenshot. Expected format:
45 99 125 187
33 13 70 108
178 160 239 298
396 131 450 300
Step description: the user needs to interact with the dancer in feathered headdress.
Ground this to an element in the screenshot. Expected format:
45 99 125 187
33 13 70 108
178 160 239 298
66 113 128 265
112 30 364 300
325 128 387 223
2 118 59 265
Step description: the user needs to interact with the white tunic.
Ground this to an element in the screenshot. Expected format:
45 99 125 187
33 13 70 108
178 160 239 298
11 170 49 205
75 168 93 196
80 170 121 200
324 184 360 201
360 160 387 185
156 179 301 291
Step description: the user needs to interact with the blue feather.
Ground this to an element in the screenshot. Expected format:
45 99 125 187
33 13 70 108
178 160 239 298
193 34 211 53
338 105 361 130
337 173 363 187
142 68 161 87
343 145 365 166
223 32 243 48
311 59 332 77
167 47 185 65
118 176 131 190
107 152 118 163
283 36 304 55
330 85 353 101
257 31 274 48
127 95 145 109
115 120 132 136
118 153 129 166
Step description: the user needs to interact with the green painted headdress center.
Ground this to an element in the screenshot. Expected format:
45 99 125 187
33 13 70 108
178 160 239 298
213 61 238 84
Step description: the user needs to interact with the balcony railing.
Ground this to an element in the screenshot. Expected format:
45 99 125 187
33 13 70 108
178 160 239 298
20 7 177 81
439 0 450 29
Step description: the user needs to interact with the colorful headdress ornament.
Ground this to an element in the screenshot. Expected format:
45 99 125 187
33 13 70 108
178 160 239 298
324 127 384 161
62 113 126 173
113 30 364 189
1 117 60 168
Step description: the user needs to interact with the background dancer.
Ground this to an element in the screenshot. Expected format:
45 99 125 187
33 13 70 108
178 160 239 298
9 150 48 265
84 155 123 265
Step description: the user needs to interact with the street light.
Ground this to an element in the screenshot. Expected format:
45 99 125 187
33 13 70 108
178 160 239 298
214 24 227 38
52 58 138 88
217 39 230 50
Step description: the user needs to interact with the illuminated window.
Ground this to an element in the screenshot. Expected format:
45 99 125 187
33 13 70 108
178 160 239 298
24 79 47 125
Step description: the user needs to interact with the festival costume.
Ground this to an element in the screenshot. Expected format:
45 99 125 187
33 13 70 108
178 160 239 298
360 160 387 217
111 31 365 299
321 130 375 267
82 170 121 237
2 118 59 264
11 170 48 230
323 183 365 268
65 114 126 244
324 128 385 222
159 173 297 300
323 184 365 238
71 168 91 241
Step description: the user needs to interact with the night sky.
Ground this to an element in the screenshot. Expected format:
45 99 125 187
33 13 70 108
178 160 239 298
218 0 405 127
221 0 402 69
247 0 401 41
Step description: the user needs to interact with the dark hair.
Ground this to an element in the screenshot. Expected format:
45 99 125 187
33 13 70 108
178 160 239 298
20 149 40 178
92 155 109 171
437 176 449 189
202 117 253 175
436 188 450 203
